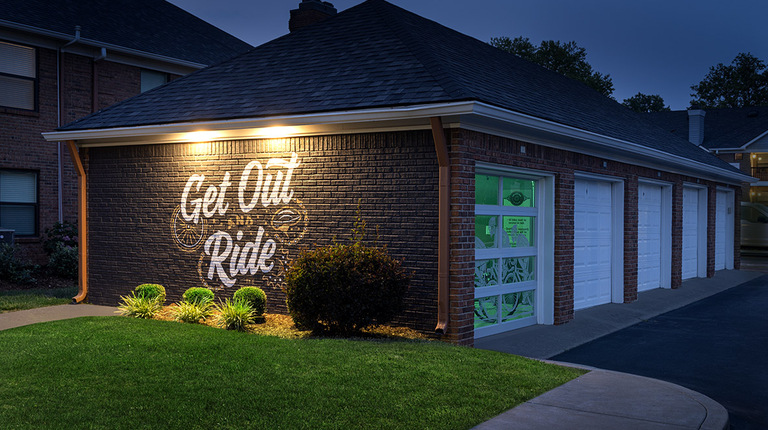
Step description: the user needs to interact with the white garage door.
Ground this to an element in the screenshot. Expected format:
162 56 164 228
574 179 613 309
682 187 700 279
715 190 733 270
637 183 662 292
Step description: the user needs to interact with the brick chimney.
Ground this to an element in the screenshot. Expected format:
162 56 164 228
289 0 337 32
688 108 706 147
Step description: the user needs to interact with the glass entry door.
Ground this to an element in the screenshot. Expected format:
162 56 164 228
474 173 538 336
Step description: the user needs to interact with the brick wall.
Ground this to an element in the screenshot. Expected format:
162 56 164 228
84 132 440 333
446 129 740 341
0 43 141 263
81 128 743 344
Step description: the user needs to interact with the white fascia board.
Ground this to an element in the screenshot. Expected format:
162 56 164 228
740 129 768 150
42 102 476 145
44 100 753 184
461 102 754 185
708 129 768 152
0 19 207 72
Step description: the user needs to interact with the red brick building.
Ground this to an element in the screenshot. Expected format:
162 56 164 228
0 0 251 261
45 0 750 345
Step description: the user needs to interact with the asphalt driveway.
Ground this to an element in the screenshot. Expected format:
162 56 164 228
552 275 768 429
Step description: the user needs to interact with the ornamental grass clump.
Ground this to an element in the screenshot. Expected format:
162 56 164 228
117 293 163 319
170 300 213 324
214 298 255 331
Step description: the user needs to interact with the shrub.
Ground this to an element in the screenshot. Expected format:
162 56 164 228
118 293 163 319
134 283 166 304
232 287 266 315
284 242 410 334
214 298 255 331
43 221 78 256
48 242 78 279
0 243 36 285
182 287 214 305
170 300 213 324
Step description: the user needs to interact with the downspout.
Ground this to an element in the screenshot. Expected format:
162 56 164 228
430 117 450 334
65 140 88 303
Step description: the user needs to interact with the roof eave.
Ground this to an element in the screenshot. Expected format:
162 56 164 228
0 19 208 72
43 101 753 185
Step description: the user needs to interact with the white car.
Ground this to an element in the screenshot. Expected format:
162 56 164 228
741 202 768 248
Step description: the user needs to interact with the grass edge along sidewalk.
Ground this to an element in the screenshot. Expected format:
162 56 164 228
0 317 584 429
0 286 77 313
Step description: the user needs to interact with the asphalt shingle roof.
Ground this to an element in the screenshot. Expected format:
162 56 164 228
57 0 739 174
2 0 252 65
646 106 768 150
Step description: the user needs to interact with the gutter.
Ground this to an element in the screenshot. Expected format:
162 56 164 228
430 117 450 334
65 141 88 303
0 19 208 70
42 101 753 184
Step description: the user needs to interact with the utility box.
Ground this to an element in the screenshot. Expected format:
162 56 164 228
0 228 14 245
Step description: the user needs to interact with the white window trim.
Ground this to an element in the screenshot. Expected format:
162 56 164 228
474 163 555 339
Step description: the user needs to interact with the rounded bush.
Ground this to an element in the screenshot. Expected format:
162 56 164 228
182 287 214 305
48 242 77 279
134 283 166 304
285 242 410 333
233 287 266 315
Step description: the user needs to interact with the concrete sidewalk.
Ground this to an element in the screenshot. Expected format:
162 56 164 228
0 303 118 331
473 369 728 430
473 270 764 430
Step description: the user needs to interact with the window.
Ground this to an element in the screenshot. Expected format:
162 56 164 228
0 170 38 236
474 174 538 335
140 69 169 92
0 41 36 110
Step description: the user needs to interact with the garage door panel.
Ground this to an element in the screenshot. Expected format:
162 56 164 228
715 191 727 270
574 178 613 310
682 188 699 279
637 184 662 292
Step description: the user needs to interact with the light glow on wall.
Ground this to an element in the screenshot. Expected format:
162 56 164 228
185 130 220 142
254 126 298 139
190 142 212 154
181 126 299 146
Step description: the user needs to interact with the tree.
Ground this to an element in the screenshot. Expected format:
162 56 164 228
490 36 614 98
690 52 768 108
622 93 670 113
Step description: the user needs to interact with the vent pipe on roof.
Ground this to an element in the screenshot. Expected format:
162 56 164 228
289 0 337 32
688 108 706 147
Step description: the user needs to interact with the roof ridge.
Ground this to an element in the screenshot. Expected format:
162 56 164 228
372 0 474 101
147 0 252 62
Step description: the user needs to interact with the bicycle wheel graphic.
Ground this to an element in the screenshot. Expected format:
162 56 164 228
171 206 207 251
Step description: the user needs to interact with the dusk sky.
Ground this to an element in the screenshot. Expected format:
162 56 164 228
168 0 768 111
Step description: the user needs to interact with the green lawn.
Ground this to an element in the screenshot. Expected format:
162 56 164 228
0 317 585 429
0 287 77 313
